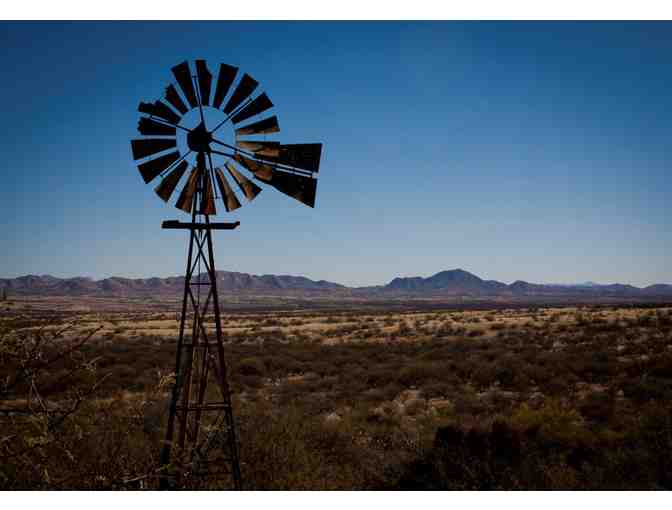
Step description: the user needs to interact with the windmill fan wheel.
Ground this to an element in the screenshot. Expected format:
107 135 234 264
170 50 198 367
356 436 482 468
131 60 322 215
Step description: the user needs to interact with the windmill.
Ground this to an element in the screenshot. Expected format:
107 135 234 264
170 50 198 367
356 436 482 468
131 60 322 489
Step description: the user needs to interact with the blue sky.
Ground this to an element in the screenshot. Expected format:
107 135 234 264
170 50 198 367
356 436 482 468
0 21 670 286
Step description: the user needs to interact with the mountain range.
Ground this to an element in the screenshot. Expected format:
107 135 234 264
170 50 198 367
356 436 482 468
1 269 671 301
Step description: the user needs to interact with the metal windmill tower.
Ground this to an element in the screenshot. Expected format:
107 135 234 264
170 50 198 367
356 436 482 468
130 60 322 489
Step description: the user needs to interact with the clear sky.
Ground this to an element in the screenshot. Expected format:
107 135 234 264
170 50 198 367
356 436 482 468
0 21 670 286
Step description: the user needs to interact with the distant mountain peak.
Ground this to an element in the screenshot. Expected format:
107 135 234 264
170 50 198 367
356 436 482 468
386 268 505 295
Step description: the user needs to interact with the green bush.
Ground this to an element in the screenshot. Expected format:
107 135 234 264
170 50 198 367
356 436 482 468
237 357 266 377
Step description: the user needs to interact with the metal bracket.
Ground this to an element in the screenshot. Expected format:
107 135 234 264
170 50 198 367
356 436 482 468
162 220 240 230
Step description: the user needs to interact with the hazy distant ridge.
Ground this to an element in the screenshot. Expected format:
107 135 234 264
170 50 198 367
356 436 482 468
1 269 671 299
0 271 346 297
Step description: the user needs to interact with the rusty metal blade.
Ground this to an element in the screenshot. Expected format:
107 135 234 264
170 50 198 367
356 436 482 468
154 160 188 202
265 170 317 208
258 143 322 173
131 138 177 160
175 167 199 213
215 168 242 212
231 93 273 124
213 63 238 109
235 116 280 136
137 151 180 184
165 84 188 114
201 170 217 215
223 73 258 114
138 100 181 124
233 153 274 181
225 162 262 201
138 117 176 136
171 61 198 108
195 60 212 107
235 140 280 157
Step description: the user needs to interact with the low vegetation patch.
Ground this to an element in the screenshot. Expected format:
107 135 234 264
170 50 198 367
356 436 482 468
1 304 671 488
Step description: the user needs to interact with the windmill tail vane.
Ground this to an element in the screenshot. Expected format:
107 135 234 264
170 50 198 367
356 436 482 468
130 59 323 489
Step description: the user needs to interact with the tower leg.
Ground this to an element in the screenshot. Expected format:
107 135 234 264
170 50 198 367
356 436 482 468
204 215 242 488
159 214 196 490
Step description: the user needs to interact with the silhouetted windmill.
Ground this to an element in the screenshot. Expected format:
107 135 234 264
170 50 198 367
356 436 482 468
131 60 322 489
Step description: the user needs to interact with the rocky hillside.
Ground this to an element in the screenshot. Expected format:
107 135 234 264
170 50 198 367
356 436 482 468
0 272 346 297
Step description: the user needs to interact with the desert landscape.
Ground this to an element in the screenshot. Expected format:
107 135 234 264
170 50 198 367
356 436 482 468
2 287 671 489
3 19 672 496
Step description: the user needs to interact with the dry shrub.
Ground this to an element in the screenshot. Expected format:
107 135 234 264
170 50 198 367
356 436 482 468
237 402 390 489
237 357 266 377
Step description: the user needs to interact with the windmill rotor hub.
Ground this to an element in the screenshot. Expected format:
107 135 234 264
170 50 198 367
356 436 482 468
187 122 213 153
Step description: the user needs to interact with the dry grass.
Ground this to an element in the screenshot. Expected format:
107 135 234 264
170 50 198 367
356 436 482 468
2 301 672 489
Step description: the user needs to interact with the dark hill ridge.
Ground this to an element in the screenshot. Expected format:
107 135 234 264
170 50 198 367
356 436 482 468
0 271 346 297
1 269 671 299
388 269 508 295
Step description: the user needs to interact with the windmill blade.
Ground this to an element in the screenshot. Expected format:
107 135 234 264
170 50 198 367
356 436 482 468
154 160 188 202
235 116 280 136
223 74 258 114
165 84 188 114
138 101 181 125
171 61 198 108
263 170 317 208
233 153 274 181
175 167 199 213
215 168 242 212
201 170 217 215
258 143 322 173
212 63 238 109
138 117 176 136
231 93 274 124
195 60 212 106
131 138 177 160
235 140 280 157
137 151 180 184
225 162 262 201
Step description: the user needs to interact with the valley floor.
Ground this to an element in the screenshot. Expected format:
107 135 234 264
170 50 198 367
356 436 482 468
1 298 671 489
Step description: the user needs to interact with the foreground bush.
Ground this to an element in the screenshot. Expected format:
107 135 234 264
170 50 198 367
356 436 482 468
393 401 672 490
0 325 162 489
